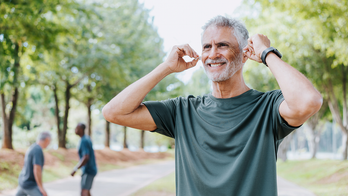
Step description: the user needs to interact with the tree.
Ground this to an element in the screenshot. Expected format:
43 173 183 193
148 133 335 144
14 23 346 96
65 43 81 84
249 0 348 159
0 0 76 149
32 2 99 148
86 0 175 149
305 101 329 159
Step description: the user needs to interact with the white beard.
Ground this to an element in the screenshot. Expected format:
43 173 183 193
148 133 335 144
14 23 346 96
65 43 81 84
203 54 243 82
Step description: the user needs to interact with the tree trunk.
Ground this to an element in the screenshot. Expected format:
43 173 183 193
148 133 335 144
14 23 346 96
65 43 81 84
53 85 62 147
342 132 348 160
310 134 320 159
1 93 11 149
105 120 110 148
308 128 316 159
1 43 20 149
59 82 72 149
123 126 127 149
140 130 145 149
277 132 293 162
325 79 348 160
86 98 92 137
8 87 18 149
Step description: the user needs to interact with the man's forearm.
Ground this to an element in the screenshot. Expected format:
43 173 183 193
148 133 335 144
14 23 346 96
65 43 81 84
266 53 322 115
33 165 44 190
103 63 172 120
73 155 89 171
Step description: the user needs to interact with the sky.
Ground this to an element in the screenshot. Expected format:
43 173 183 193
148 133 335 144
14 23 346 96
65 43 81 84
138 0 244 83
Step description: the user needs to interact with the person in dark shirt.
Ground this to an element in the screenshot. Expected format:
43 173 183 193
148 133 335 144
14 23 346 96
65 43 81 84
102 15 323 196
71 123 97 196
16 131 51 196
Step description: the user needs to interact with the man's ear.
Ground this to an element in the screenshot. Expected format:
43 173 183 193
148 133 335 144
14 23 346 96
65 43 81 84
242 52 248 63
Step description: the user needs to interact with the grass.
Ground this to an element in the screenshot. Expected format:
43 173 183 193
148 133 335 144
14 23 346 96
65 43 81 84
0 162 22 190
277 159 348 196
131 172 176 196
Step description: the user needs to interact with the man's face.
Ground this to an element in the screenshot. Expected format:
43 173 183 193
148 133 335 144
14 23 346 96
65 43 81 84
43 138 51 149
75 126 81 135
201 26 243 82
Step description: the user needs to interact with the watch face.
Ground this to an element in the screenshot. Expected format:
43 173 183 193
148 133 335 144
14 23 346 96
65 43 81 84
261 47 282 66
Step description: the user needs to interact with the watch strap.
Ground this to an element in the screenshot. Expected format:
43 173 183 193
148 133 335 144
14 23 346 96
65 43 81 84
261 47 282 66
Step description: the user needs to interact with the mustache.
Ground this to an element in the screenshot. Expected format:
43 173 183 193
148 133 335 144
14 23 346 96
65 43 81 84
204 57 228 65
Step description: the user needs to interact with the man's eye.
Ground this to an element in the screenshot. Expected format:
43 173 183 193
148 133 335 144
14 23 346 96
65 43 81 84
203 45 211 49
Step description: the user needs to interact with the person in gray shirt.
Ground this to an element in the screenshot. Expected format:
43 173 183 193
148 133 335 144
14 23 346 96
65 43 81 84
102 15 322 196
16 131 51 196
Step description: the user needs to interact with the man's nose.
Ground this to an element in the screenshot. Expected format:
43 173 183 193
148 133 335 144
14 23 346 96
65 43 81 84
208 46 220 59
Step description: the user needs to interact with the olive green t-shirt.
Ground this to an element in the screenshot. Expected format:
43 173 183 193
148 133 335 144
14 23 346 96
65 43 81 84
143 89 298 196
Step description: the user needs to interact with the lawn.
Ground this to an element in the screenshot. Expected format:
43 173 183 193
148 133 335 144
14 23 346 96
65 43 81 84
131 172 175 196
277 159 348 196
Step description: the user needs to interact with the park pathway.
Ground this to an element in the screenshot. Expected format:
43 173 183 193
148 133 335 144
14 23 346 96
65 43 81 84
277 176 316 196
1 160 316 196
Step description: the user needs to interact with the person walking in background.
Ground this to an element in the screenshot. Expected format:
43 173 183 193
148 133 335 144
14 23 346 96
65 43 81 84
16 131 51 196
71 123 97 196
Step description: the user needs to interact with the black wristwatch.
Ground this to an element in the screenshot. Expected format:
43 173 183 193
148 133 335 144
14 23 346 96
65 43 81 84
261 47 282 67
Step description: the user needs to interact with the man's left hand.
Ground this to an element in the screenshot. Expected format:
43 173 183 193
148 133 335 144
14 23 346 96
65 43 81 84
70 170 76 177
243 34 270 63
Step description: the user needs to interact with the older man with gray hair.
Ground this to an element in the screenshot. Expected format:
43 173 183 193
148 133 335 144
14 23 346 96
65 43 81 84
103 15 322 195
16 131 51 196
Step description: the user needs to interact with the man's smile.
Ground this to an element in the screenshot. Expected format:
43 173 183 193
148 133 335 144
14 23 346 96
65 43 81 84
208 62 226 67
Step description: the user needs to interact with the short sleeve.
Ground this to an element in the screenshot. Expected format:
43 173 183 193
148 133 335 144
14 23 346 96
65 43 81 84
271 90 301 140
80 139 90 156
143 98 177 138
32 148 44 167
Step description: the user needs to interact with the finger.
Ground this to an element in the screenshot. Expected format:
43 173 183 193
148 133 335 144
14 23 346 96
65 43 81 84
193 51 199 58
248 37 253 46
187 58 199 68
182 44 195 58
177 47 186 56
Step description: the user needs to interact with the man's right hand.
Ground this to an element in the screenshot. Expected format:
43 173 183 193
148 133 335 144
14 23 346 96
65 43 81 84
163 44 200 73
39 187 48 196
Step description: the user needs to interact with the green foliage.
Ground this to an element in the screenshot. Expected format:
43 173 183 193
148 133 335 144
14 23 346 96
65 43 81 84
182 68 211 96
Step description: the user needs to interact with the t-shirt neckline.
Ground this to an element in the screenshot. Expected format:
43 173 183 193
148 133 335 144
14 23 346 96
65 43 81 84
208 89 254 101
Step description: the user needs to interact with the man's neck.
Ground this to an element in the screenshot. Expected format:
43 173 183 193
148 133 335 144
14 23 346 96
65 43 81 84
36 142 44 149
211 72 250 98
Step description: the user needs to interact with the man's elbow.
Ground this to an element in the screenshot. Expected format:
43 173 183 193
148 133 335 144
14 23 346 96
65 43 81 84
102 104 121 124
102 104 111 121
303 91 323 116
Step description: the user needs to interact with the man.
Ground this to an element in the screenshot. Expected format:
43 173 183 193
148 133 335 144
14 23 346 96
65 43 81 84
102 16 322 196
71 123 97 196
16 131 51 196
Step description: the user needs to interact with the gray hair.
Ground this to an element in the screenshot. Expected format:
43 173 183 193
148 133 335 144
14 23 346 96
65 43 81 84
202 15 249 52
37 131 51 142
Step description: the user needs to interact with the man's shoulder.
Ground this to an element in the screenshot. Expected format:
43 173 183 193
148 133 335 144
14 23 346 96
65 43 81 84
29 144 42 153
81 135 93 145
81 135 90 142
262 89 283 98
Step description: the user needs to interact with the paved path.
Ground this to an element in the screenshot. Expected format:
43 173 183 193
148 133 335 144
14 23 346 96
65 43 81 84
1 160 316 196
277 176 316 196
1 161 175 196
